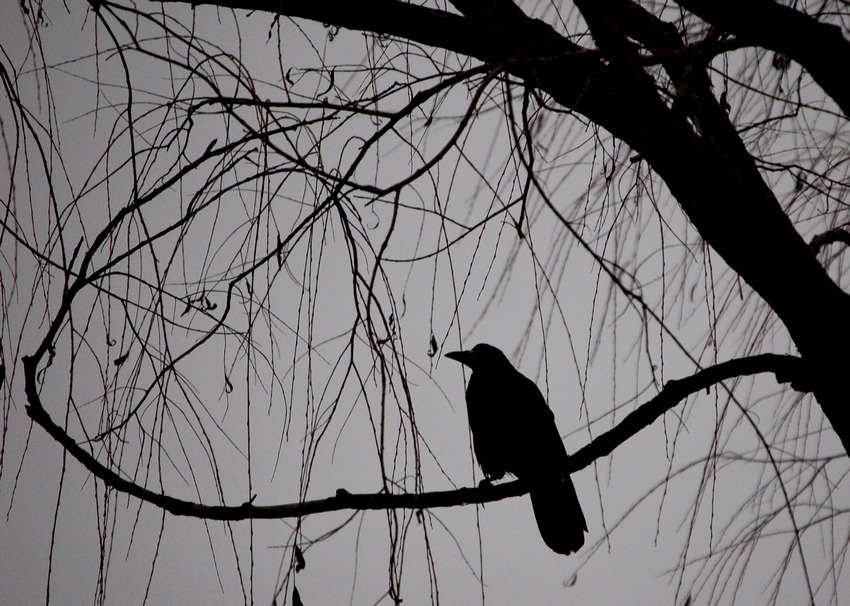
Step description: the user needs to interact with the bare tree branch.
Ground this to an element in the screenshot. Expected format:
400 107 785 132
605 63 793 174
675 0 850 116
24 353 806 520
810 227 850 255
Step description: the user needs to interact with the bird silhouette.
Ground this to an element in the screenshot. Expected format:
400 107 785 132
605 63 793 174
446 343 586 554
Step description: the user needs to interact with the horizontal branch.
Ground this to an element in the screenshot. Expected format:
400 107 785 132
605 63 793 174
24 353 807 520
156 0 488 61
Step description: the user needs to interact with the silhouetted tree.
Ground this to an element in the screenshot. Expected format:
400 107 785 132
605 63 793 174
2 1 849 604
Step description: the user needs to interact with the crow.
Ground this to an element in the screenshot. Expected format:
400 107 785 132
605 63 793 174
446 343 586 555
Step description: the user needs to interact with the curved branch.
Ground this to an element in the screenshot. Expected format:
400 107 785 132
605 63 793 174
567 353 808 471
810 228 850 255
24 353 806 520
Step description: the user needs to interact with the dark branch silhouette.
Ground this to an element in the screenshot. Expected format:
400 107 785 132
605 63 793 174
674 0 850 116
810 228 850 255
24 352 806 521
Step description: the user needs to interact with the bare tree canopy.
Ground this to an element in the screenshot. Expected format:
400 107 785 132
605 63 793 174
2 1 849 604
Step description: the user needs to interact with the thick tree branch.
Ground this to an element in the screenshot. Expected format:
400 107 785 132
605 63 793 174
24 353 806 520
565 0 850 455
155 0 569 64
675 0 850 116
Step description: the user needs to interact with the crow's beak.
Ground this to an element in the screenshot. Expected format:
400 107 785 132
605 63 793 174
445 349 474 367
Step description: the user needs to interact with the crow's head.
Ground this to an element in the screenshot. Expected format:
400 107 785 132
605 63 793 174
445 343 512 371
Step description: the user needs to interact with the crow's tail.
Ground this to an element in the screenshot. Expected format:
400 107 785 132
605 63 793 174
529 475 587 555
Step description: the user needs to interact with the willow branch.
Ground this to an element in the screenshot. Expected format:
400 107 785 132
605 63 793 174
24 353 807 520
